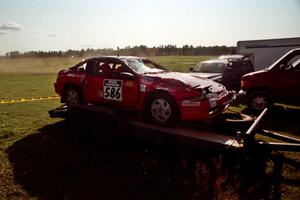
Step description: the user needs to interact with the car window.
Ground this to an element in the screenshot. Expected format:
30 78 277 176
142 59 166 70
231 60 253 73
123 58 163 74
291 56 300 71
194 62 225 73
285 55 300 71
95 60 126 75
76 62 87 72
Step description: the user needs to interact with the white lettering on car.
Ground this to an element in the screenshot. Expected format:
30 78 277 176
140 84 146 92
103 79 122 101
182 100 201 107
209 98 217 108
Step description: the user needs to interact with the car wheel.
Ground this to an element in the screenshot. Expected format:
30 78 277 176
247 90 272 112
146 92 179 125
65 87 83 106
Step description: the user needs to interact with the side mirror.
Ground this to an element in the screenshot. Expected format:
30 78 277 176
119 71 135 80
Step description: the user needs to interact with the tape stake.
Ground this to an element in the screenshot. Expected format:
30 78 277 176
0 96 59 104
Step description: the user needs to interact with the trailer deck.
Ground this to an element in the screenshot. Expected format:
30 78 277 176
49 104 300 153
49 104 243 151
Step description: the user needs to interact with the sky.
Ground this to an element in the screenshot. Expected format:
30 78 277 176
0 0 300 55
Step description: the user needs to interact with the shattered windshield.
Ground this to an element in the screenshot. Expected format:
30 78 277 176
123 58 164 74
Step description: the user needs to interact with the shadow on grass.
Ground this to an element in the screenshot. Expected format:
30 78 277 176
6 119 288 199
6 120 217 199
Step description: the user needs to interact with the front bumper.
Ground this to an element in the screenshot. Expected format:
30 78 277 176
180 90 236 121
235 89 247 104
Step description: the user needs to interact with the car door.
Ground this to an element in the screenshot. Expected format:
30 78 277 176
82 59 104 103
275 55 300 104
83 58 139 108
105 59 139 108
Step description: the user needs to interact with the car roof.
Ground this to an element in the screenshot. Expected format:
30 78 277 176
218 54 246 60
84 55 145 62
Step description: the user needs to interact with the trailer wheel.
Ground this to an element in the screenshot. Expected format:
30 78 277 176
145 92 179 125
247 90 272 112
212 113 254 134
64 86 83 106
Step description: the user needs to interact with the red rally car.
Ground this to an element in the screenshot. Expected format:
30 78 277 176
54 56 235 124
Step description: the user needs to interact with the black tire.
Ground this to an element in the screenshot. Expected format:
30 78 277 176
64 86 83 106
145 92 179 125
213 113 254 134
247 90 272 112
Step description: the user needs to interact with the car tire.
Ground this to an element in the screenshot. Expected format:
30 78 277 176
247 90 272 112
145 92 179 125
212 113 254 134
64 86 83 106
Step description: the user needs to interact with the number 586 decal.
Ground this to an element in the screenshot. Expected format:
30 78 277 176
104 79 122 101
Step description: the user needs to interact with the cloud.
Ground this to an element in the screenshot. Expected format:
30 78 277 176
0 31 8 35
48 33 57 37
0 22 22 31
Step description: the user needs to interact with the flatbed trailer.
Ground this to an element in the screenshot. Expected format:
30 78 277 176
49 104 300 198
49 104 300 153
49 104 243 152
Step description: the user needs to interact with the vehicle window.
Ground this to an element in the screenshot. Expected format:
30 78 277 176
232 61 253 72
95 60 126 75
194 62 225 73
287 55 300 71
85 60 98 74
142 59 166 70
77 62 87 72
292 58 300 71
123 58 163 74
96 61 112 74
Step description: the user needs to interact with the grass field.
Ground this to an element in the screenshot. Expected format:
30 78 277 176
0 56 300 199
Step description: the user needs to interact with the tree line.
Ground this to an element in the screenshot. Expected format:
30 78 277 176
5 45 236 58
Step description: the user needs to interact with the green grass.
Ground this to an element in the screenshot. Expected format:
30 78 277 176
0 57 82 74
0 74 57 100
0 56 300 199
149 55 214 72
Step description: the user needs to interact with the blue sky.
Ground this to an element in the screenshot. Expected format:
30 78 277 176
0 0 299 55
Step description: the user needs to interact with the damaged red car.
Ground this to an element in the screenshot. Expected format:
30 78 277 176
54 56 235 124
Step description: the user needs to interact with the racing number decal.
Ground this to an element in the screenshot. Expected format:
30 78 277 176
104 79 122 101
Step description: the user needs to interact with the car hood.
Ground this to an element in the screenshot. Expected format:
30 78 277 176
145 71 225 92
188 72 222 80
243 68 268 78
